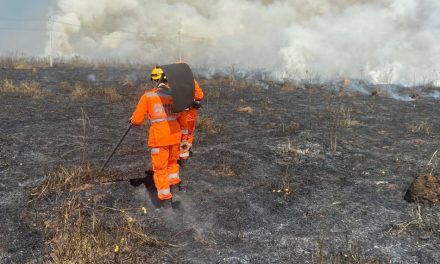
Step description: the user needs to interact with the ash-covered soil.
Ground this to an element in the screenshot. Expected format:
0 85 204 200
1 67 440 263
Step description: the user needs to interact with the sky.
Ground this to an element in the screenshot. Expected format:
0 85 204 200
0 0 55 56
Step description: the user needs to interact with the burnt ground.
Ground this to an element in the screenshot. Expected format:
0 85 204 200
1 67 440 263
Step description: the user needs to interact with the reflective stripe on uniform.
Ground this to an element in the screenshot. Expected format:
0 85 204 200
158 189 171 196
167 173 180 180
146 92 157 98
151 148 159 154
150 117 177 123
181 129 188 135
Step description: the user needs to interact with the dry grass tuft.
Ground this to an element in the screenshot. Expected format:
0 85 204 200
58 81 73 91
208 164 236 177
276 138 321 162
337 90 356 97
313 241 389 264
278 138 300 156
288 121 300 130
266 121 300 133
276 138 316 157
237 106 254 113
31 165 116 199
71 83 90 100
31 164 170 262
232 79 252 89
281 81 297 92
338 118 362 128
68 82 125 102
96 87 124 102
0 56 48 69
408 121 432 136
272 169 293 198
338 108 362 128
388 204 440 235
326 106 362 128
0 79 42 97
197 116 222 134
41 195 167 263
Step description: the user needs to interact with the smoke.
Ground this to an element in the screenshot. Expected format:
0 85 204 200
47 0 440 83
431 90 440 99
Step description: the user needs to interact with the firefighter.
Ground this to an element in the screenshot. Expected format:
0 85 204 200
179 78 204 160
131 66 188 201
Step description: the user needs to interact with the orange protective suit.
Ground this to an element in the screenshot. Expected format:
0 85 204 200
180 80 204 159
131 84 187 200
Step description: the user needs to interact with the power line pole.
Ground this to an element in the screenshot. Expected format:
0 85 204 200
178 18 182 62
48 16 53 67
178 29 182 62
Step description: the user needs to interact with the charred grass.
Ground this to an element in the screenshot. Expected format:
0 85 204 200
5 67 440 263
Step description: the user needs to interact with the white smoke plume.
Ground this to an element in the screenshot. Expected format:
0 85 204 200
47 0 440 83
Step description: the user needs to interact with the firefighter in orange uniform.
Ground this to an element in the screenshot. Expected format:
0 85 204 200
180 79 204 160
131 66 188 201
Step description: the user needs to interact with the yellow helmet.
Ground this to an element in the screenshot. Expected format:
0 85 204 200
150 66 164 81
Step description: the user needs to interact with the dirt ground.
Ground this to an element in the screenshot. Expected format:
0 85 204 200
1 67 440 263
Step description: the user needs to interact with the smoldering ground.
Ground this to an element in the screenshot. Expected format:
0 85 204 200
1 66 440 263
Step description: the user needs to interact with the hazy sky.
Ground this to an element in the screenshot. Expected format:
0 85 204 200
0 0 55 56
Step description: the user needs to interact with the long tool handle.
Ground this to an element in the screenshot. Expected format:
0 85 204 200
100 123 132 172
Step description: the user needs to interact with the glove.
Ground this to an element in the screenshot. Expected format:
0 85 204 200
191 100 201 109
129 116 140 126
129 117 136 125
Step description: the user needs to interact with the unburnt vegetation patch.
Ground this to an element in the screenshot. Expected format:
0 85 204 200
325 105 363 129
31 165 169 263
388 203 440 237
0 79 41 97
196 114 222 134
0 56 48 69
313 242 390 264
69 82 125 102
408 121 433 137
31 165 117 199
